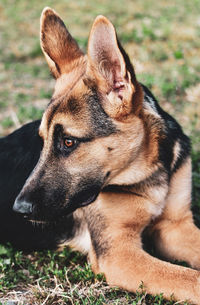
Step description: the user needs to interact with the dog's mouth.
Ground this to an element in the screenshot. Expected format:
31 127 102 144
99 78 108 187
28 219 47 225
23 186 101 224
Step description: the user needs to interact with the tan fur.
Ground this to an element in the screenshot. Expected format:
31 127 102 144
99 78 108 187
53 57 87 98
18 8 200 304
40 7 84 78
85 192 200 303
171 140 181 170
40 10 200 303
150 158 200 269
87 15 138 120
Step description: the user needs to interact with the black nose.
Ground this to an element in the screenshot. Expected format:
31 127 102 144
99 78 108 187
13 197 33 214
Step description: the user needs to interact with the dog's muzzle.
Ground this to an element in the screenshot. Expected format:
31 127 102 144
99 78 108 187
12 177 106 221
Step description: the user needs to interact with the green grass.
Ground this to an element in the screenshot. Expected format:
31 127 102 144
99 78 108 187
0 245 187 305
0 0 200 304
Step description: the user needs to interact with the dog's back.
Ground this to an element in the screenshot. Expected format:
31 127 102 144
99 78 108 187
143 84 190 173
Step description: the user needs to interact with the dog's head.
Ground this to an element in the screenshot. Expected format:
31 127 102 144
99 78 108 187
13 8 144 222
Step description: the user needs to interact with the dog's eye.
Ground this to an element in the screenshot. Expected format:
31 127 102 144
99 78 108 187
64 138 77 148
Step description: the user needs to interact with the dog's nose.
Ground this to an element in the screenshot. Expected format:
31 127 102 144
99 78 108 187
13 197 33 214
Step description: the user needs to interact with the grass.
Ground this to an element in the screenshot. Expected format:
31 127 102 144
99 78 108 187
0 245 186 305
0 0 200 304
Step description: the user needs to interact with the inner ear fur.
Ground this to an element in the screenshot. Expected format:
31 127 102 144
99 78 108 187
40 7 84 78
87 15 142 119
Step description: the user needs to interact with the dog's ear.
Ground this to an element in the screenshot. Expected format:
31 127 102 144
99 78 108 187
87 16 141 119
40 7 84 78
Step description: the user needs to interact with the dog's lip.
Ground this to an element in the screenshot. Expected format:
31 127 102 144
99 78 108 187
28 219 47 224
25 214 68 224
68 184 101 210
71 191 99 208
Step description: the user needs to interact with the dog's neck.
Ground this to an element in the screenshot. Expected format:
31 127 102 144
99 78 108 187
108 145 160 186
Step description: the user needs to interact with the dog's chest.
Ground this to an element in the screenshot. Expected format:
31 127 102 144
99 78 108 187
145 186 168 219
70 227 92 253
61 226 91 254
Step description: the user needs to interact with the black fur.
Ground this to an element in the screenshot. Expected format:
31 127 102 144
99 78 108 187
0 121 75 250
142 84 191 176
87 90 117 137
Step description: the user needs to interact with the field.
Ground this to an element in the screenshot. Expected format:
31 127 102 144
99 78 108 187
0 0 200 304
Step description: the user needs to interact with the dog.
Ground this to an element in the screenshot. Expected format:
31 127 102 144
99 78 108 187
0 119 77 249
1 7 200 303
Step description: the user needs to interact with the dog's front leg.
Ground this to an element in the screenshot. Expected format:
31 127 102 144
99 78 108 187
151 158 200 269
96 232 200 304
86 192 200 304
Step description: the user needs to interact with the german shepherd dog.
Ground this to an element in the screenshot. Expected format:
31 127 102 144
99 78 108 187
1 7 200 303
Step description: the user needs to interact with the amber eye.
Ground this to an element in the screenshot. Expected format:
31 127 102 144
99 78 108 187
64 138 76 148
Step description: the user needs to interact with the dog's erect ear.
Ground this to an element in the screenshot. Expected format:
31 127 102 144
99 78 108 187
87 16 139 119
40 7 84 78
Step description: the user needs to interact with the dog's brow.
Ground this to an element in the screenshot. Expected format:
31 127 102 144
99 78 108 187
46 97 64 130
54 123 94 142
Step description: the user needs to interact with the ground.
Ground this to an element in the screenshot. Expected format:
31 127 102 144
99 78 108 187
0 0 200 304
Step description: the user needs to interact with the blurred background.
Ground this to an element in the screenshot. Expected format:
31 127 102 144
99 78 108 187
0 1 200 303
0 0 200 144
